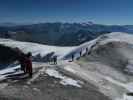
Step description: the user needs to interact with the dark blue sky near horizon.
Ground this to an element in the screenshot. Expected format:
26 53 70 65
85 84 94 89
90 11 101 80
0 0 133 25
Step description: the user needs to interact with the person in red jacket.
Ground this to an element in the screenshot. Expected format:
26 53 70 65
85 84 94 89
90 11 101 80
25 52 33 77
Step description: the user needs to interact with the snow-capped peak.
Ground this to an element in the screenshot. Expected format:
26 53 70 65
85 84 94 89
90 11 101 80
80 21 94 26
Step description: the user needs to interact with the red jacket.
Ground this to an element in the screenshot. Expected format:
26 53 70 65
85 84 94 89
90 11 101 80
25 57 32 73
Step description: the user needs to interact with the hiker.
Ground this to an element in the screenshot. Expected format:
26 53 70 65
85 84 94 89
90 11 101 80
80 50 82 57
19 53 27 73
86 48 88 55
14 47 26 73
45 52 55 64
25 52 33 77
72 54 74 61
53 56 57 64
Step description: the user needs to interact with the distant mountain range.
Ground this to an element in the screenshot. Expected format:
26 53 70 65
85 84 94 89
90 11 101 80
0 22 133 46
0 22 20 27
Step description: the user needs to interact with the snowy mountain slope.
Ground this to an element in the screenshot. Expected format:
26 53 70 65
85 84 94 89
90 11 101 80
63 39 98 60
0 38 76 59
0 32 133 72
51 32 133 100
1 32 133 100
70 32 133 100
0 32 132 60
99 32 133 45
64 32 133 60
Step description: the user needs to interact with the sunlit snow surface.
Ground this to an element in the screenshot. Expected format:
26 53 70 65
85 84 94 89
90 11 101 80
45 68 82 87
0 65 20 81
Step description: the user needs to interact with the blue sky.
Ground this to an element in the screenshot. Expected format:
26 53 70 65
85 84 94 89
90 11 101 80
0 0 133 25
